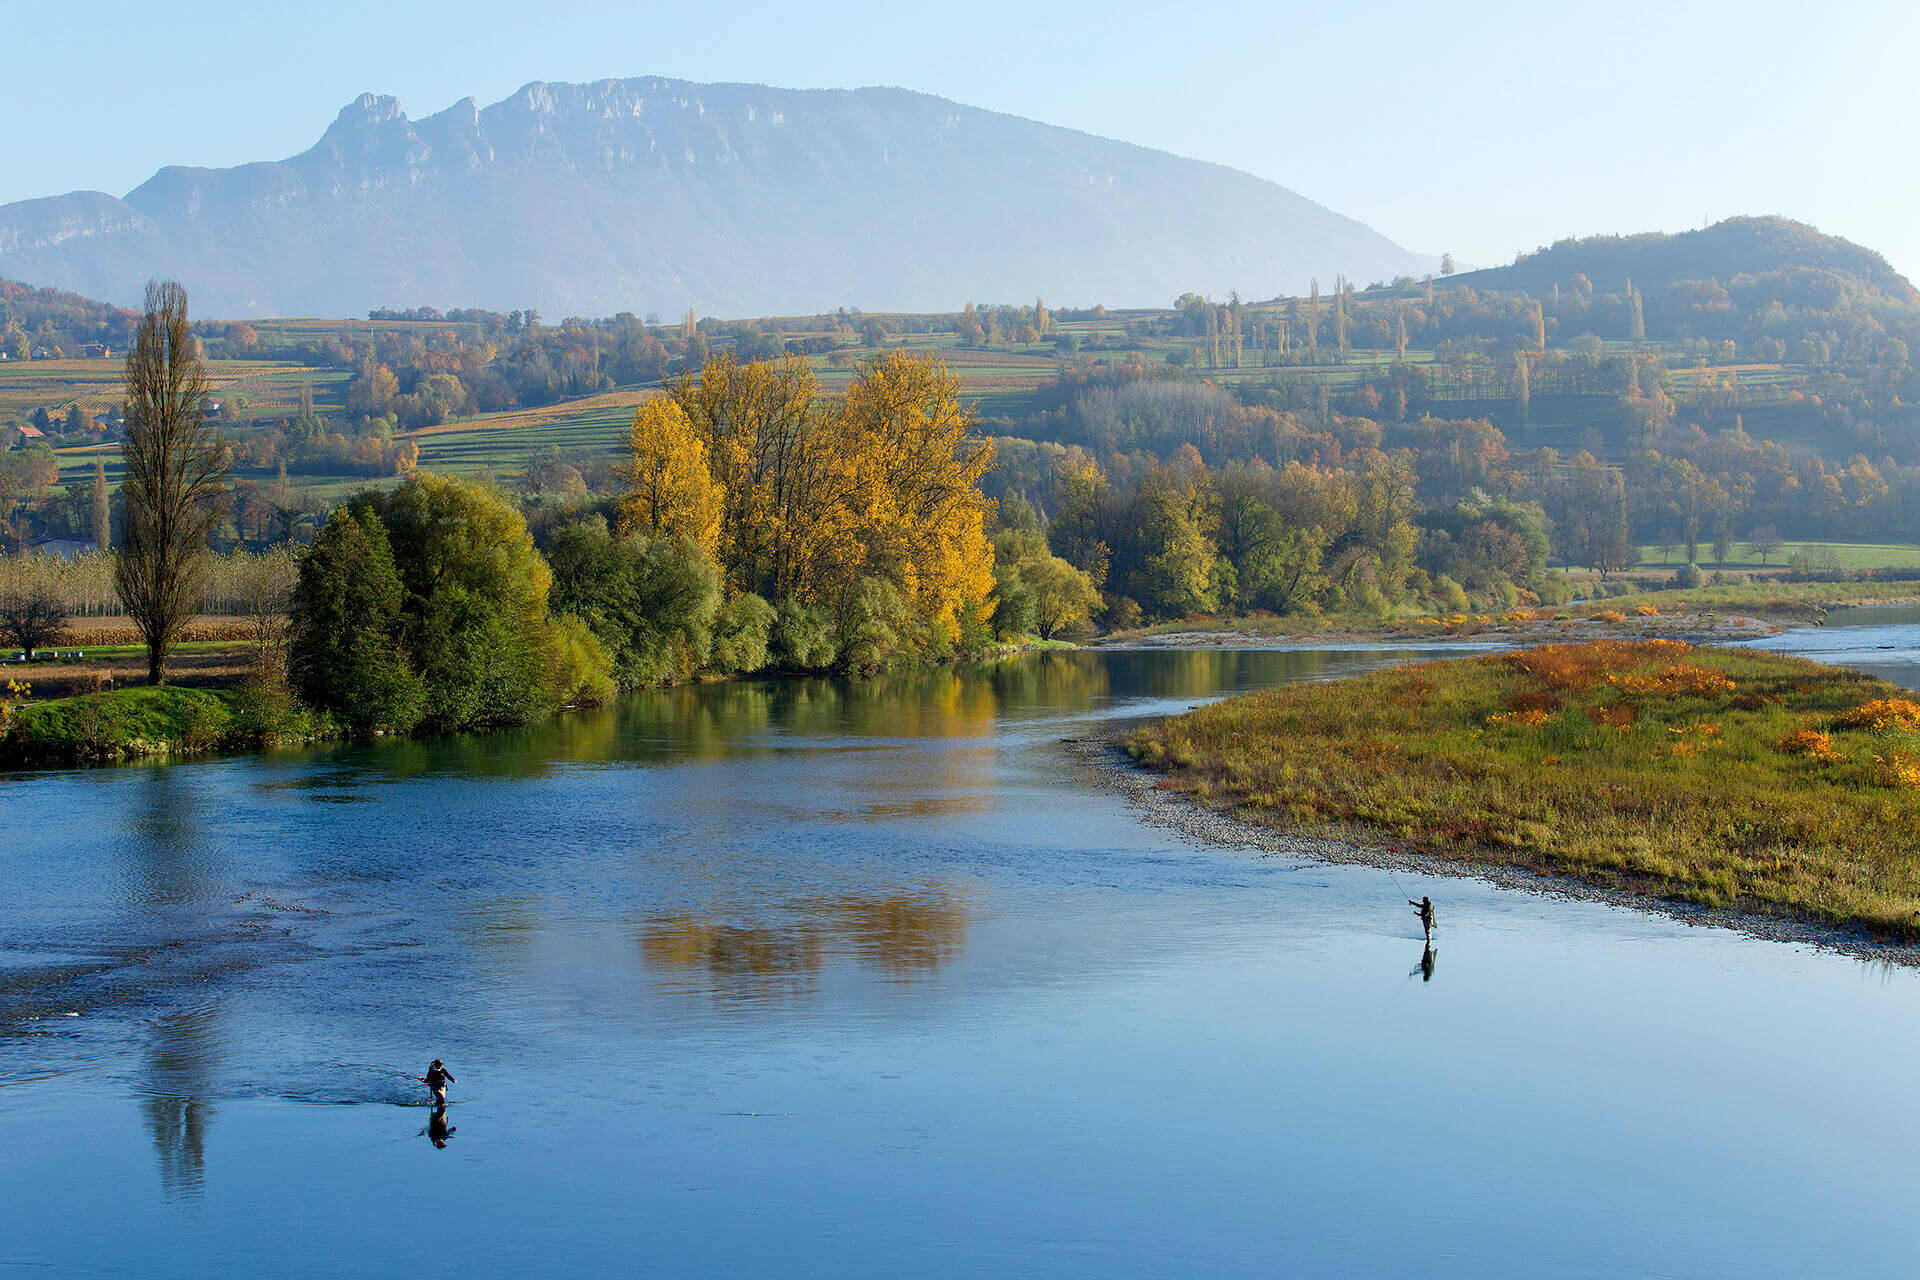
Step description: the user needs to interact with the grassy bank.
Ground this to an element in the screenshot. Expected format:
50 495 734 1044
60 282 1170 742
2 684 331 764
1095 580 1919 648
1127 640 1920 938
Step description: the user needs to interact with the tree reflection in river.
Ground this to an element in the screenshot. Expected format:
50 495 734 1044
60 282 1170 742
640 891 970 999
139 1004 219 1201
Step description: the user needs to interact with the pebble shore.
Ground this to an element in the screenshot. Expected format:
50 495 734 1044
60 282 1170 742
1071 734 1920 969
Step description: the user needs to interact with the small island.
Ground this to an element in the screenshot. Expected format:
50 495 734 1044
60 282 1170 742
1127 640 1920 939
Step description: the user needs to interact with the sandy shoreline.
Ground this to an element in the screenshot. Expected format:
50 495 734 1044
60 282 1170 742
1070 734 1920 968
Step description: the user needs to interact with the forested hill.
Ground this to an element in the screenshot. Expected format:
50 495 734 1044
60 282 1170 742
1448 217 1917 303
0 77 1432 320
0 279 137 350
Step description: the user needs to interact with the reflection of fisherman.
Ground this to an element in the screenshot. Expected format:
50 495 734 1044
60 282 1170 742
418 1059 455 1107
427 1105 456 1149
1409 896 1436 944
1414 943 1437 983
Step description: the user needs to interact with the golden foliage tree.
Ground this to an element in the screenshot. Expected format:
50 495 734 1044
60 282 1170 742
619 396 723 559
631 350 997 657
839 350 996 646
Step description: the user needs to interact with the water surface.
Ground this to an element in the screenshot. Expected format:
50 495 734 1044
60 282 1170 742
4 637 1919 1278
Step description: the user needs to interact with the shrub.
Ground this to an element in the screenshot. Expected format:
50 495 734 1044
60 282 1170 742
772 598 837 670
1673 563 1705 588
1104 594 1144 631
710 593 775 674
543 613 617 707
1834 698 1920 732
1779 728 1839 761
1594 610 1627 624
837 575 914 673
1609 665 1737 698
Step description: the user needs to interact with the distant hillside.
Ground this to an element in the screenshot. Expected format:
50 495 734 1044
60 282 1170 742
0 279 137 344
1448 217 1918 303
0 78 1433 320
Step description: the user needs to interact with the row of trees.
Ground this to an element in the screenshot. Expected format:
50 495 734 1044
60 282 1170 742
283 349 1089 734
1039 448 1556 623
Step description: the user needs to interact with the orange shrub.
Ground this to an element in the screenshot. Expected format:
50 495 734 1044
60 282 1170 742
1871 752 1920 788
1634 605 1660 617
1779 728 1839 761
1594 610 1628 624
1486 709 1555 728
1834 698 1920 732
1504 640 1692 691
1610 665 1736 698
1587 703 1638 730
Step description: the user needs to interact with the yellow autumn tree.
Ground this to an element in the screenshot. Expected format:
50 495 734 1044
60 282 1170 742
620 396 723 559
661 354 822 592
839 350 997 647
644 349 997 656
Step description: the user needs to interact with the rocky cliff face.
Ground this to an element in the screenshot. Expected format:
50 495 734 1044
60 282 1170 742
0 78 1433 318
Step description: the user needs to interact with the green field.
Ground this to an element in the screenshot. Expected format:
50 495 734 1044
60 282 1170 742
1636 541 1920 571
8 298 1845 511
412 402 636 473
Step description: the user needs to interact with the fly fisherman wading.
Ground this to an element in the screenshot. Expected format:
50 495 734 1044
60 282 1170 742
419 1059 455 1107
1410 896 1436 944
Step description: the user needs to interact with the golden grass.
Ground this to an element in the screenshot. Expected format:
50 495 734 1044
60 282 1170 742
1128 640 1920 937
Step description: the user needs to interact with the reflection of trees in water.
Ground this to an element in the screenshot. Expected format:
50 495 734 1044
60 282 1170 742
129 764 215 907
977 651 1111 713
140 1005 220 1201
819 894 969 973
1101 648 1382 700
643 920 824 980
641 891 970 997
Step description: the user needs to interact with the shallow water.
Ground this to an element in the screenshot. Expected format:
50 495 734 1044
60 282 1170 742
4 637 1920 1278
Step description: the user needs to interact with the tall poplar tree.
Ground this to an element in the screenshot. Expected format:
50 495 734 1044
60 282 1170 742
90 454 110 550
116 280 227 686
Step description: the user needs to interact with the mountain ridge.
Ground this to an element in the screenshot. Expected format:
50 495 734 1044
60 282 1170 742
0 77 1433 319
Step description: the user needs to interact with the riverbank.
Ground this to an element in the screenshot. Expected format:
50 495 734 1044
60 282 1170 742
1076 735 1920 967
1091 581 1920 651
0 683 336 766
0 636 1079 768
1101 640 1920 960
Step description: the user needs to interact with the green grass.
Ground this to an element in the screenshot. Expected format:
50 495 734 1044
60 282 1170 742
7 686 235 757
1129 641 1920 937
1637 541 1920 571
3 683 328 762
1605 580 1920 617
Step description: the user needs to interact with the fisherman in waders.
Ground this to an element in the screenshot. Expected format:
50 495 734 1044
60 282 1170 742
1410 896 1436 944
418 1059 455 1107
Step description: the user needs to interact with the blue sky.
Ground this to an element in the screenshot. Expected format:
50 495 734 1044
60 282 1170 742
8 0 1919 280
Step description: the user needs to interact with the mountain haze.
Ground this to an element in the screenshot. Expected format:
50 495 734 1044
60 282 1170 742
0 78 1431 320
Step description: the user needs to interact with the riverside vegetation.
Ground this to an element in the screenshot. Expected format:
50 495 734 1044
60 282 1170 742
1128 639 1920 938
1 325 1105 761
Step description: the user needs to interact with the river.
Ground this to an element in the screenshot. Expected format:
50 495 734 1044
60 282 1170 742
3 618 1919 1278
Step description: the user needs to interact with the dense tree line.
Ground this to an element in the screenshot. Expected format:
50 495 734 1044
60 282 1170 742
1036 447 1559 625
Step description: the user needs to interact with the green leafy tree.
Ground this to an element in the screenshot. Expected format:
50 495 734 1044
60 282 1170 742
710 592 775 673
1025 555 1101 638
287 506 425 732
546 517 721 686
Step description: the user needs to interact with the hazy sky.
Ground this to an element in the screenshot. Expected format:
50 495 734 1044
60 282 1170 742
9 0 1919 280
